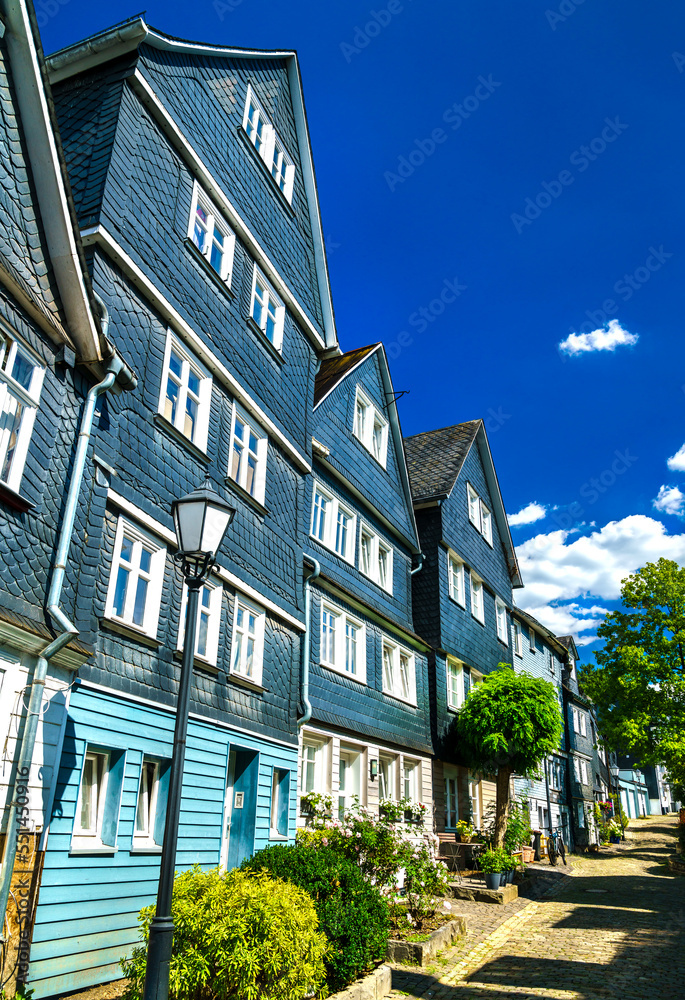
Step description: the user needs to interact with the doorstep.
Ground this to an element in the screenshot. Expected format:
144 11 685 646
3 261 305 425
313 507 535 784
448 881 519 905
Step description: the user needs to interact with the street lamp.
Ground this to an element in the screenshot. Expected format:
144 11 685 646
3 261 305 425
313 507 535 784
143 480 235 1000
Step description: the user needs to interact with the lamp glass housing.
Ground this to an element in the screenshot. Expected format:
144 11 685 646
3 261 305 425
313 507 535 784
172 481 235 563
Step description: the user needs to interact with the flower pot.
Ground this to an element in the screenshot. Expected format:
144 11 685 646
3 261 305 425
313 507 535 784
522 846 535 863
505 869 515 884
484 873 501 891
456 834 472 844
499 872 508 887
610 834 621 844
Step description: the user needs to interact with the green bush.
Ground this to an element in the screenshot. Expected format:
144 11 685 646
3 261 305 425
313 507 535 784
121 866 327 1000
503 799 532 853
243 844 388 992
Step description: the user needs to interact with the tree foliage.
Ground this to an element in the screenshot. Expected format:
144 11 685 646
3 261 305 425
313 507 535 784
579 558 685 791
449 665 562 846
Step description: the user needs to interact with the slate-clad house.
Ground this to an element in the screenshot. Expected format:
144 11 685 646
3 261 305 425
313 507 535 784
510 609 572 848
14 18 339 997
404 421 523 835
300 345 433 826
0 1 135 989
557 635 599 847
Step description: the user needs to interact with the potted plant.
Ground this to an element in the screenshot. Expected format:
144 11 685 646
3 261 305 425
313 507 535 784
379 798 404 823
455 819 474 843
502 852 517 884
300 791 332 822
479 847 506 890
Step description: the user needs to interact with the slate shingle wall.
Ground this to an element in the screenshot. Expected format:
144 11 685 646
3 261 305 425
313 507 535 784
137 45 324 330
312 351 418 547
308 584 431 753
411 507 443 649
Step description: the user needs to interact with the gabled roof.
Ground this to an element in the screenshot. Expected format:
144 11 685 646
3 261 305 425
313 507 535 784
511 606 571 660
313 342 420 554
404 421 480 501
314 344 378 408
45 17 337 352
404 420 523 588
556 634 580 661
0 0 100 361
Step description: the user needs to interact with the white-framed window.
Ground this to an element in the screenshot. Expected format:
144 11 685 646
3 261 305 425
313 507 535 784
513 621 523 657
580 760 589 785
310 481 356 563
338 747 362 818
134 758 160 844
496 599 508 644
270 768 290 838
580 712 587 737
448 552 465 606
382 641 415 704
188 182 235 284
320 600 366 683
230 594 266 684
301 737 326 795
242 85 295 203
572 708 580 734
228 404 268 504
446 657 465 710
577 800 586 827
358 524 393 593
0 330 45 492
250 265 285 351
403 758 419 802
177 580 223 667
74 750 109 841
353 386 388 467
105 517 167 638
529 626 536 652
158 332 212 451
548 648 556 674
379 754 396 800
470 573 484 624
467 482 493 546
445 770 459 829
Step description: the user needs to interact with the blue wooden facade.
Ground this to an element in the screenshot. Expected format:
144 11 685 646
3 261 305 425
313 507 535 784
301 345 433 827
404 422 523 834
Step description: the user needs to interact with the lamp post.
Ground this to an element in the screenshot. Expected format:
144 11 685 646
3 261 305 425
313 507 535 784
143 480 235 1000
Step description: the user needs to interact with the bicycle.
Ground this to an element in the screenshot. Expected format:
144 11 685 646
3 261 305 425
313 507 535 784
547 827 567 866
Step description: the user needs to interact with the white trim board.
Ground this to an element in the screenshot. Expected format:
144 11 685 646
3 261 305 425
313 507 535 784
106 489 306 632
81 225 311 474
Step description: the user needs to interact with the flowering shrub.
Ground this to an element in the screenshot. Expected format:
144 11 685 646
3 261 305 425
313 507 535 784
300 791 333 822
402 845 452 929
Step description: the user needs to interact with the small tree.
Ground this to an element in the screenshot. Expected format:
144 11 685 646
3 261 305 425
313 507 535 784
450 666 562 847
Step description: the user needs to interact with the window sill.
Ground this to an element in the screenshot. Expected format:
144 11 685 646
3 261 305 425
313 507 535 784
352 433 388 472
237 126 296 218
0 481 35 513
447 594 466 609
173 649 220 675
269 833 289 842
153 414 211 465
184 238 235 302
100 617 162 649
471 614 485 627
69 844 118 856
227 671 267 694
308 532 355 566
246 316 285 365
224 475 268 517
320 662 367 685
382 690 417 709
130 843 163 854
359 568 393 597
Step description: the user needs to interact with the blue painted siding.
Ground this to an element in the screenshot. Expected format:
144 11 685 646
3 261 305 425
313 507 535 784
29 685 298 999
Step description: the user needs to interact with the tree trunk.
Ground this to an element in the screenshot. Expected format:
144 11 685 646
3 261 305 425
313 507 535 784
494 766 513 847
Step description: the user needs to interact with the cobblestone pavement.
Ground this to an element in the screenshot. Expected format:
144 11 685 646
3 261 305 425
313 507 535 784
388 815 684 1000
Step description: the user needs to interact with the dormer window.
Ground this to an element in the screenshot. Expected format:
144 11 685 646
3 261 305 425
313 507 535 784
353 387 388 467
242 86 295 203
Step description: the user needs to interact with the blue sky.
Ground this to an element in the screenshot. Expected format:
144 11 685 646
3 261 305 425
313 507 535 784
41 1 685 649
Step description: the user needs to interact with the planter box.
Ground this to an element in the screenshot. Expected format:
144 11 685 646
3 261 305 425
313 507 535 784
329 963 392 1000
387 917 466 967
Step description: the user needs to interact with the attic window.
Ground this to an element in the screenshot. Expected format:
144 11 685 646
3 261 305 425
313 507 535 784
242 85 295 204
466 483 493 547
353 387 388 467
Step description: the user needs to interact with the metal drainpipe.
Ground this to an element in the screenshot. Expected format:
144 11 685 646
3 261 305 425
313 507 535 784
298 556 320 729
410 553 424 576
0 341 131 940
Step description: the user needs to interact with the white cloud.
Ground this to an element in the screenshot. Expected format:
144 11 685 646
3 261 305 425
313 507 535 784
515 515 685 642
508 502 546 527
558 319 638 357
667 444 685 472
653 485 685 516
517 603 609 646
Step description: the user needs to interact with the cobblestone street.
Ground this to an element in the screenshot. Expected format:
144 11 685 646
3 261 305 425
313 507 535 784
389 815 684 1000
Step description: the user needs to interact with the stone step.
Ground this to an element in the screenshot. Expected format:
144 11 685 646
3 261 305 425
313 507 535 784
448 881 519 905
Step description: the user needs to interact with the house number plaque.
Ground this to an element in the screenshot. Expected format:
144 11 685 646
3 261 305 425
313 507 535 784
234 791 244 809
